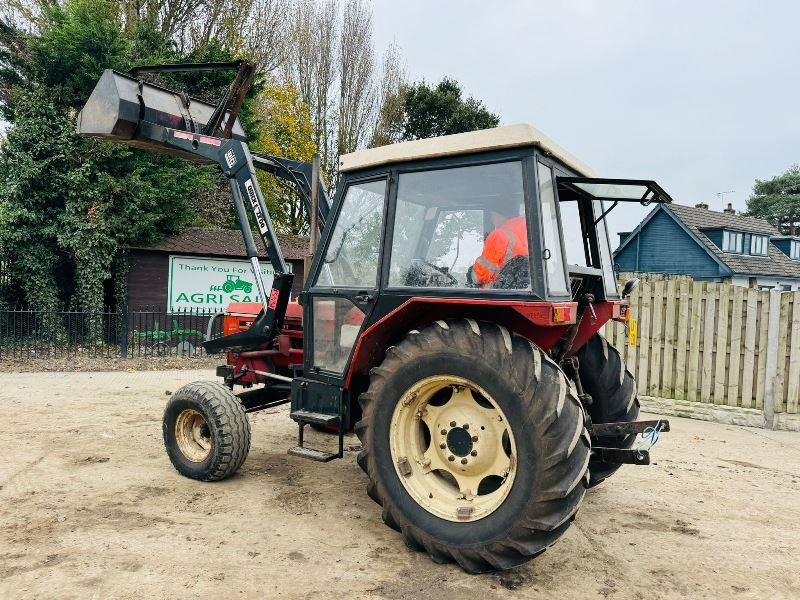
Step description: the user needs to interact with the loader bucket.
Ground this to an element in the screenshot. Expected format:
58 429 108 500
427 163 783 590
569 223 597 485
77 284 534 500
76 69 246 159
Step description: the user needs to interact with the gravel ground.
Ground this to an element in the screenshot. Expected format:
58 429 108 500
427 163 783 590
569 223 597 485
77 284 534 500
0 355 219 373
1 370 799 599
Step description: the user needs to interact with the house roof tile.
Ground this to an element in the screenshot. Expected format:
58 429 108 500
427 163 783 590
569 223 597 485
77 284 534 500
127 227 309 261
666 204 800 278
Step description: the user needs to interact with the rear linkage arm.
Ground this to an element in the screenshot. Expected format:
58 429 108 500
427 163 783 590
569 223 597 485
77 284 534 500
552 292 671 467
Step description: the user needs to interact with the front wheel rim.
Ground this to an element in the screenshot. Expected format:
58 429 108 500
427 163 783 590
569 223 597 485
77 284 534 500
175 409 212 462
389 375 517 522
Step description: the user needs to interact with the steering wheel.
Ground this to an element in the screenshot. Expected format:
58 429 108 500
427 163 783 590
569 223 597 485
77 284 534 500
421 259 458 286
406 259 459 287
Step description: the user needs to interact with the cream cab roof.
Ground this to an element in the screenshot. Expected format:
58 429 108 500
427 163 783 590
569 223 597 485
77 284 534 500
338 123 596 177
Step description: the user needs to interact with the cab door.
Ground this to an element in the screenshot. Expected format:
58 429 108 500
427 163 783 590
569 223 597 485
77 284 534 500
303 176 388 383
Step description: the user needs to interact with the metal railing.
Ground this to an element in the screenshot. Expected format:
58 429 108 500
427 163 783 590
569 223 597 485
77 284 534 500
0 306 220 359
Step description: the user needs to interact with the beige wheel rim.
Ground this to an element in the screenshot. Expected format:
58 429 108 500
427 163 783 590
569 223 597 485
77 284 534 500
389 375 517 522
175 409 212 462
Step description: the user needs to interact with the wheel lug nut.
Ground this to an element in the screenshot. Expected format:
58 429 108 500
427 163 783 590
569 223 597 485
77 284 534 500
441 429 447 435
439 443 446 449
450 421 456 427
448 455 455 462
460 458 468 464
463 424 469 430
471 435 478 442
470 450 478 457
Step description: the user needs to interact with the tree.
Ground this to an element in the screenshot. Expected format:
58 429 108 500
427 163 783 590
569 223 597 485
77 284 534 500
0 91 73 324
747 165 800 235
194 0 289 74
0 0 216 321
251 80 316 235
336 0 375 157
283 0 339 175
401 77 499 141
369 41 406 148
282 0 384 180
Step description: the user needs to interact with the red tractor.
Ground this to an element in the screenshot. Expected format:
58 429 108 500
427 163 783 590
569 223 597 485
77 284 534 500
79 62 669 572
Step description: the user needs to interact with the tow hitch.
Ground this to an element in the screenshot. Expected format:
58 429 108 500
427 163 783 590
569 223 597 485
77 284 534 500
590 419 670 465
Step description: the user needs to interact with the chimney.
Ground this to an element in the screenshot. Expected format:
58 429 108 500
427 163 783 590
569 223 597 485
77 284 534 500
724 203 736 215
695 202 709 210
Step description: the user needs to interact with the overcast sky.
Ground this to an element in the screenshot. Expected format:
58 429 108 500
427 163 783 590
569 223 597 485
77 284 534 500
4 2 797 245
371 0 800 242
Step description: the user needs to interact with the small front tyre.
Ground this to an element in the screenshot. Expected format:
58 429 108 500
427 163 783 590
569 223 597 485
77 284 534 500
163 381 251 481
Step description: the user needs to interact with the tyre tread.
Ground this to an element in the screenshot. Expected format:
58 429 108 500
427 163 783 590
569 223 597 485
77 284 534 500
356 319 589 573
577 334 640 487
163 381 250 482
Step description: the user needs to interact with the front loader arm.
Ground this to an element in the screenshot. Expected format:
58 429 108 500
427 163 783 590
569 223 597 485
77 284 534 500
138 122 293 352
252 153 330 230
76 65 317 353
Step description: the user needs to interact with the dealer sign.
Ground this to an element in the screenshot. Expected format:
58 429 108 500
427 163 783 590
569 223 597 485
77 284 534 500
167 255 292 312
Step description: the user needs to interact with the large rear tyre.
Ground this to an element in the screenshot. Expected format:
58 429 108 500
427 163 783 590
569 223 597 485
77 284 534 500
356 319 590 573
577 334 640 487
163 381 250 481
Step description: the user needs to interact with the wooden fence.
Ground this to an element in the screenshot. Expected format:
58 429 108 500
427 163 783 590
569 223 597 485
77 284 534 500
603 279 800 425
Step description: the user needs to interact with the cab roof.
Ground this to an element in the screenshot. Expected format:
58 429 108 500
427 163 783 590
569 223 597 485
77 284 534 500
338 123 596 177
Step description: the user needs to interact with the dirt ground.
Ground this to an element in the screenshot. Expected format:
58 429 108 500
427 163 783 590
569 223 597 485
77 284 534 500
1 370 799 600
0 355 219 373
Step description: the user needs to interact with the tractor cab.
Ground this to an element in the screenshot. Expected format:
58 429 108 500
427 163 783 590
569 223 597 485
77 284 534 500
300 124 672 395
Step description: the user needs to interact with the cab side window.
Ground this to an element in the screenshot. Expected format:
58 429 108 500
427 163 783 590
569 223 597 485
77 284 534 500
315 179 386 288
537 161 568 295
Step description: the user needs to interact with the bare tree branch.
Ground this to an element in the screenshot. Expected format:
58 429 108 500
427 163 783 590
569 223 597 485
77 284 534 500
336 0 375 157
369 40 405 148
283 0 339 175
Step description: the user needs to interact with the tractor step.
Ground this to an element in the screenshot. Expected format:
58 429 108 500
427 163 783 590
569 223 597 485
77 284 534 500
288 409 344 462
592 447 650 465
290 410 340 426
590 419 670 437
287 446 339 462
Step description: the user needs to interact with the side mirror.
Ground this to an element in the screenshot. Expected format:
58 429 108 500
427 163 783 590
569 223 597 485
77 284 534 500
622 278 640 298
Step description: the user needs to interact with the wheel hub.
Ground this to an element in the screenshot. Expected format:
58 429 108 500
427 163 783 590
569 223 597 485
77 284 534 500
445 427 473 457
174 408 212 462
389 376 516 523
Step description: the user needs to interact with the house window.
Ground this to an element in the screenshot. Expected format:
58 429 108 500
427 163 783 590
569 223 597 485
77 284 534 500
722 230 743 253
750 235 768 256
791 240 800 260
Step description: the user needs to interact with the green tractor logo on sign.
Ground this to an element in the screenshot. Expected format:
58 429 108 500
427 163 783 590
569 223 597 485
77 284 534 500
220 274 253 294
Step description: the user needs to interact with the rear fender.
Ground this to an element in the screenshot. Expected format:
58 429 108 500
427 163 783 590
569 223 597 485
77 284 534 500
345 298 579 387
566 300 629 357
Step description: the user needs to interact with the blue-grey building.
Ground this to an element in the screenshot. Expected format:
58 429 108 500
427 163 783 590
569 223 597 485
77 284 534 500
614 202 800 291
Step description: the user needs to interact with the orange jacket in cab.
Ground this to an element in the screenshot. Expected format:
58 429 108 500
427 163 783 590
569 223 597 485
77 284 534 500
473 216 529 286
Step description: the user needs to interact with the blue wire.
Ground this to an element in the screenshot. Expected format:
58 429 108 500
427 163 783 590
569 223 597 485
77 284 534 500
635 420 664 460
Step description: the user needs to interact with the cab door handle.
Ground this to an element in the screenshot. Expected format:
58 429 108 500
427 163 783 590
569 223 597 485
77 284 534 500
354 292 375 304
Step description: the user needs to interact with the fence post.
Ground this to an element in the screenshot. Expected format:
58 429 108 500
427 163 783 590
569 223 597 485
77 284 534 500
120 305 129 359
763 290 781 430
